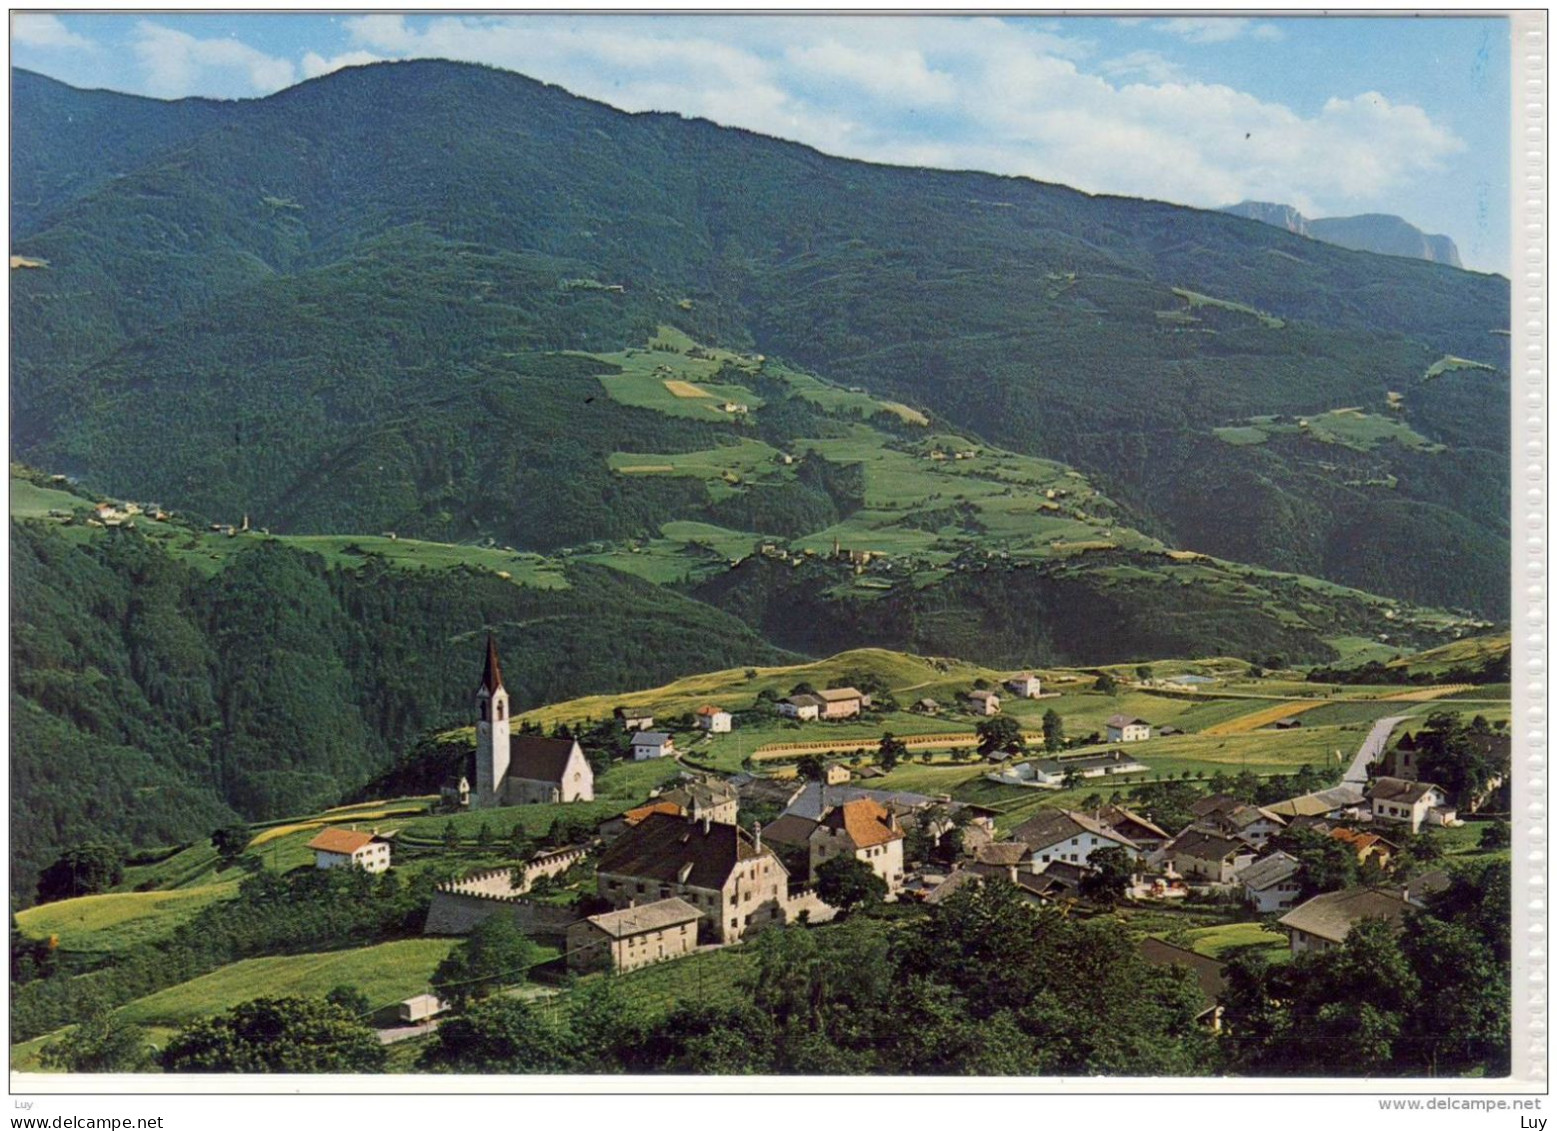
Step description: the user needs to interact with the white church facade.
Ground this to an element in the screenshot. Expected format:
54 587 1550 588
474 637 595 808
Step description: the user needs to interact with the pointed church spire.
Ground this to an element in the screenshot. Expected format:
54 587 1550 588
479 634 505 693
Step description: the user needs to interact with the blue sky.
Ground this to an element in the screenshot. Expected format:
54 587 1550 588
11 12 1512 273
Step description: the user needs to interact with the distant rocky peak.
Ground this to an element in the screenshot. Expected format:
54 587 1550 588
1221 200 1462 268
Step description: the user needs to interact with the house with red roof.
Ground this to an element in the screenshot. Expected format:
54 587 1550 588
307 827 392 874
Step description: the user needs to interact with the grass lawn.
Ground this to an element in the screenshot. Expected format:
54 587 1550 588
1178 921 1290 964
14 884 241 954
112 938 461 1029
10 477 88 518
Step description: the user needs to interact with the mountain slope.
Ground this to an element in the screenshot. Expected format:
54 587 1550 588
9 60 1510 619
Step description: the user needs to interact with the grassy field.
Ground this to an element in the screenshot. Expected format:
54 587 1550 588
10 477 88 518
112 938 461 1028
1178 921 1290 964
14 884 241 954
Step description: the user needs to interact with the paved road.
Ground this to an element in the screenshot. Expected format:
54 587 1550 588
1343 714 1410 784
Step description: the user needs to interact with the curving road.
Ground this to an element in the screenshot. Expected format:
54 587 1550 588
1343 714 1410 785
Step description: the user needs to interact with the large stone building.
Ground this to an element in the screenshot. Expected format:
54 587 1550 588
594 812 790 943
566 897 702 974
808 798 906 894
473 637 594 808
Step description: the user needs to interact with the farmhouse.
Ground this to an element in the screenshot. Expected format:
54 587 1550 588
1010 809 1139 869
965 688 1001 716
1164 829 1253 885
823 762 852 785
1093 805 1171 854
1329 826 1397 867
1265 783 1368 821
695 705 733 733
816 687 867 719
1194 800 1287 848
777 693 823 721
658 777 739 825
1278 887 1413 956
913 698 941 715
307 827 392 874
1234 851 1303 913
1105 715 1152 743
1025 750 1148 786
594 812 790 943
1369 776 1457 833
808 798 906 894
631 731 676 761
1005 673 1043 698
614 706 656 733
565 897 701 974
473 639 594 807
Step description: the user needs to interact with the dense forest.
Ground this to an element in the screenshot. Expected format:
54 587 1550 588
10 61 1509 616
9 520 790 901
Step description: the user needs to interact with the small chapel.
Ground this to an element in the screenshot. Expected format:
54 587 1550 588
472 636 595 809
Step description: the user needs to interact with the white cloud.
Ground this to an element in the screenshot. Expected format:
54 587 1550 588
1099 50 1187 84
12 14 94 51
1155 18 1282 44
301 50 382 80
785 40 957 105
132 21 296 98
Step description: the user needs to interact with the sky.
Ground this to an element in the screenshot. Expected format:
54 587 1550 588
10 11 1513 274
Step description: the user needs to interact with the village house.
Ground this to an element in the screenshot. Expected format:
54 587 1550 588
439 773 471 810
816 687 867 720
1093 805 1172 855
1191 798 1288 848
753 814 817 879
614 706 656 732
1021 750 1148 786
1369 776 1457 833
598 801 683 842
913 698 941 715
1265 782 1368 822
1105 714 1152 743
695 705 733 733
1005 673 1043 698
631 731 676 761
1009 809 1140 869
965 688 1001 716
594 812 790 943
1139 939 1226 1031
307 827 392 874
658 777 739 825
1234 851 1304 913
473 638 595 807
777 693 824 721
1164 828 1254 885
1329 826 1397 868
823 762 852 785
809 798 906 894
565 897 702 974
967 841 1032 882
1277 887 1414 956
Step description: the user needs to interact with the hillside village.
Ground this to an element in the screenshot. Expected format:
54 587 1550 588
10 627 1512 1076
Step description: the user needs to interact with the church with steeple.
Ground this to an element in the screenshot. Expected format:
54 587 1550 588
472 636 595 809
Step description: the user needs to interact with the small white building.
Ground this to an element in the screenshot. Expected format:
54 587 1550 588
777 694 823 721
696 705 733 733
307 827 392 874
632 731 676 761
1006 673 1043 698
1010 809 1140 869
1370 776 1457 833
965 689 1001 716
398 994 447 1023
1105 714 1152 743
1235 851 1304 913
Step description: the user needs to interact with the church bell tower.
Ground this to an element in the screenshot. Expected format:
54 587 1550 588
474 635 510 808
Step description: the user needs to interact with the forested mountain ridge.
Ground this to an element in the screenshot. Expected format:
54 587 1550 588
10 60 1510 616
9 514 793 899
